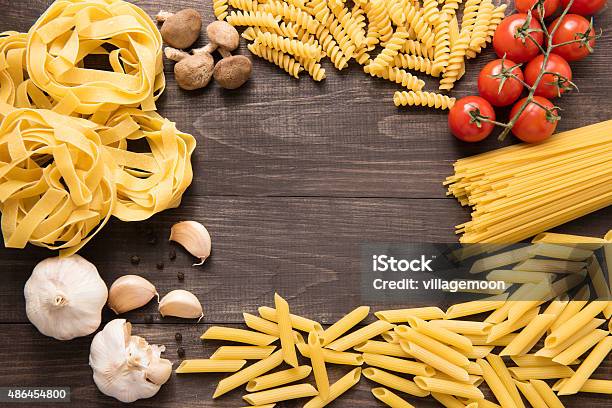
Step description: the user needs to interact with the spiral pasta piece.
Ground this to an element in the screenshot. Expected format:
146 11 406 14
26 0 164 115
402 40 434 59
393 91 456 110
367 66 425 91
441 0 462 19
392 54 434 75
321 14 355 58
484 4 507 45
404 2 435 49
214 0 230 20
365 28 410 75
256 32 321 59
386 0 407 26
228 0 259 12
439 29 469 90
329 2 366 48
422 0 440 24
248 42 303 78
295 56 326 81
467 0 494 57
431 12 451 77
460 0 482 35
226 11 282 29
367 0 393 44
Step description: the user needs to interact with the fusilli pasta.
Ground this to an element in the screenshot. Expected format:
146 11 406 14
404 2 435 49
368 65 425 91
422 0 441 24
256 31 322 59
365 27 410 74
248 42 303 78
431 12 451 77
393 91 456 110
392 54 434 75
214 0 229 20
467 0 494 58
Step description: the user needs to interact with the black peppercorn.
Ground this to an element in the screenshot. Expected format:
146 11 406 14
175 332 182 342
156 262 164 270
177 271 184 281
177 347 185 358
130 255 140 265
144 315 153 324
169 248 177 261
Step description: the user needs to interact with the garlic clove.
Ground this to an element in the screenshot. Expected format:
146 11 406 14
108 275 158 314
146 358 173 385
158 289 203 319
169 221 211 265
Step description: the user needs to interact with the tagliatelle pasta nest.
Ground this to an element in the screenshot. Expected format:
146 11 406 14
0 0 196 256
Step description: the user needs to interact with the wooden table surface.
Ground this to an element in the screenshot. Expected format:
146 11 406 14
0 1 610 407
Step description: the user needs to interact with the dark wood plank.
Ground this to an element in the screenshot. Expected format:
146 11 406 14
2 1 611 198
0 323 609 407
1 196 609 324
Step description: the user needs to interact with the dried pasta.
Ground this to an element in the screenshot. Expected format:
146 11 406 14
393 91 456 109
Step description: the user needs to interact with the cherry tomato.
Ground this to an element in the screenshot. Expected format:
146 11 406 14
478 59 525 107
525 54 572 99
493 14 545 63
510 96 558 143
561 0 607 16
448 96 496 142
549 14 596 61
516 0 560 18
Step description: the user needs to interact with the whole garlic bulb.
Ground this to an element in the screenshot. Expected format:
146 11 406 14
24 255 108 340
90 319 172 403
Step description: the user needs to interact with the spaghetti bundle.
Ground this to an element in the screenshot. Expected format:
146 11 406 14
445 121 612 244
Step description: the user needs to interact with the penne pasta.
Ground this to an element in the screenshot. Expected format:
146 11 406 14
486 354 525 408
363 367 429 397
413 376 484 400
536 318 606 358
529 379 565 408
477 358 517 408
467 334 518 347
326 320 394 351
487 269 554 284
506 281 552 323
175 359 247 373
466 399 502 408
246 366 312 392
445 294 509 319
407 316 473 352
210 345 276 360
296 342 364 365
242 383 318 405
488 307 540 343
201 326 278 346
462 345 495 359
403 342 469 382
550 285 590 331
372 387 415 408
528 242 593 261
362 353 434 376
354 340 410 357
303 367 361 408
486 283 538 324
545 300 608 348
432 392 471 408
213 350 283 398
375 306 445 323
395 326 470 367
550 271 587 298
532 232 605 250
587 257 611 318
558 336 612 395
446 279 511 295
321 306 369 346
428 319 492 335
508 365 575 380
500 314 556 356
555 378 612 394
512 258 586 274
514 380 548 408
512 354 576 367
258 306 323 333
468 246 533 274
552 329 609 365
243 312 303 343
382 330 400 344
274 293 298 367
466 361 484 375
308 331 329 399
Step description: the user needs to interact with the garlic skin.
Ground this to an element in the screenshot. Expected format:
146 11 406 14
89 319 172 403
159 289 203 319
108 275 158 314
169 221 211 265
24 255 108 340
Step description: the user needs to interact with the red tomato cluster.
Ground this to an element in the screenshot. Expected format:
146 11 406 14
449 1 603 143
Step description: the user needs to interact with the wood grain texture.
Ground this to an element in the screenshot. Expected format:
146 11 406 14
0 0 610 407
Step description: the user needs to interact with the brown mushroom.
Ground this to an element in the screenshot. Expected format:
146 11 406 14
164 48 214 90
195 21 240 57
213 55 252 89
156 9 202 49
